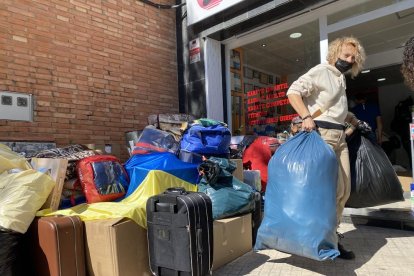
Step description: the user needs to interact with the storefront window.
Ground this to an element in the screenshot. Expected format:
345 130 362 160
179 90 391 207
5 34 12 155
327 3 414 170
328 9 414 56
327 0 399 25
230 20 320 136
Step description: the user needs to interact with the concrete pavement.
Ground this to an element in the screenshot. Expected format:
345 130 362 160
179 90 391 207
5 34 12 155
215 221 414 275
215 195 414 276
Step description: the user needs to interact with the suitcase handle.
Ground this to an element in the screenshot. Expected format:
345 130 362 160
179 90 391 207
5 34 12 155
155 202 176 213
164 187 187 195
197 228 203 253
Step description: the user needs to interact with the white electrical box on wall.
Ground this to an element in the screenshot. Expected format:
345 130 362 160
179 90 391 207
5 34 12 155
0 91 34 121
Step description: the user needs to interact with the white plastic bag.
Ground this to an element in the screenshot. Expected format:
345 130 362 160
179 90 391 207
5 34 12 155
243 170 261 191
0 170 55 233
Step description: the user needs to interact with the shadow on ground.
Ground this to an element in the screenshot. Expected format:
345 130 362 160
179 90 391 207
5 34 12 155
215 224 413 275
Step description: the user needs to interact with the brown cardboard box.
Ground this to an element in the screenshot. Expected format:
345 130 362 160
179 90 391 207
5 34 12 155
31 158 68 211
85 143 121 158
213 213 252 270
84 218 151 276
230 159 244 181
397 171 412 191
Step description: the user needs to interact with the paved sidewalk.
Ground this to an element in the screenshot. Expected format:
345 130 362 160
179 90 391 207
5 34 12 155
215 222 414 275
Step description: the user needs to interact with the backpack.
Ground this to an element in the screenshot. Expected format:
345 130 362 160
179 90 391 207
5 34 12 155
180 124 231 156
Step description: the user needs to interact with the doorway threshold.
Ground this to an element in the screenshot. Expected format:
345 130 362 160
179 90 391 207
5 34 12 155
343 192 414 231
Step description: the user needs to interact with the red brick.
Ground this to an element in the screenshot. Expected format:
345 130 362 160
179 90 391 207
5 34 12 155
0 0 178 161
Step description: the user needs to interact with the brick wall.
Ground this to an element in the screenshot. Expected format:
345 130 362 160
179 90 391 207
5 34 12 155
0 0 179 161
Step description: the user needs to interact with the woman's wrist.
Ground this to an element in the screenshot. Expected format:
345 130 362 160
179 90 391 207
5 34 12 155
301 114 312 120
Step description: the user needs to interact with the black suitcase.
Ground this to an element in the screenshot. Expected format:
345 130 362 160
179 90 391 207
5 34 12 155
252 192 263 246
146 187 213 276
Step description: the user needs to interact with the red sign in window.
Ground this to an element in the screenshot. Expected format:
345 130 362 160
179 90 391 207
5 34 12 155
246 82 297 126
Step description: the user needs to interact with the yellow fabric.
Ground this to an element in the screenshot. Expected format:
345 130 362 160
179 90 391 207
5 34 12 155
0 144 31 174
0 170 55 233
37 170 197 229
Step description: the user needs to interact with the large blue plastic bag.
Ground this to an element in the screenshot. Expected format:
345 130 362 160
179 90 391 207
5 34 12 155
254 131 340 261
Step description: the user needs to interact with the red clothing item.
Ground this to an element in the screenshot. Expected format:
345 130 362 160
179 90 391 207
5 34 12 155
242 136 278 192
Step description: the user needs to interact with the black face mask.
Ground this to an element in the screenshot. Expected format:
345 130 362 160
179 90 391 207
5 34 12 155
335 58 353 73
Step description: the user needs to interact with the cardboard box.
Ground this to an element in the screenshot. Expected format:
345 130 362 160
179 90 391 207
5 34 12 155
84 218 151 276
230 159 243 181
31 158 68 211
213 213 252 270
397 171 412 192
85 143 121 158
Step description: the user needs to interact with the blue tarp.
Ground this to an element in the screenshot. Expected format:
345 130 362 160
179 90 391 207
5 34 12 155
124 152 200 197
254 131 340 261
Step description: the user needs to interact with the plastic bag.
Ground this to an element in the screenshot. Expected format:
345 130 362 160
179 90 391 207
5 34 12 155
229 135 257 159
243 170 261 192
0 170 55 233
254 131 339 261
132 125 179 155
346 131 404 208
198 157 255 220
0 227 22 276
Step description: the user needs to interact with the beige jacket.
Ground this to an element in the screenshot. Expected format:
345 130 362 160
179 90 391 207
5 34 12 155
287 63 348 125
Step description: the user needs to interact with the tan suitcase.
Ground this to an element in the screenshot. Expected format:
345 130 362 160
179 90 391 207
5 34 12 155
27 216 86 276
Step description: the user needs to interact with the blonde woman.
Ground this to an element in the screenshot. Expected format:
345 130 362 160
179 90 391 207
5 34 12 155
287 36 366 260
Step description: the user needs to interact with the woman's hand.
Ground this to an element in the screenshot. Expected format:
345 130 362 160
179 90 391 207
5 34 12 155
356 120 372 134
302 117 316 132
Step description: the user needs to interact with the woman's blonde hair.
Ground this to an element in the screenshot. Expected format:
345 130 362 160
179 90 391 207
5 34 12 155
326 36 366 78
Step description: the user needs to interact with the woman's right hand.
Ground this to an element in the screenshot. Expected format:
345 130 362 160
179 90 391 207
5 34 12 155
302 117 316 132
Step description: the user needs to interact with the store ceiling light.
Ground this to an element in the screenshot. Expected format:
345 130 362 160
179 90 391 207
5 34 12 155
261 43 267 47
377 78 386 82
361 69 370 73
289 32 302 39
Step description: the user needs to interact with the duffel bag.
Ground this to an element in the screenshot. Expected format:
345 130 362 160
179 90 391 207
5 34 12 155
180 124 231 156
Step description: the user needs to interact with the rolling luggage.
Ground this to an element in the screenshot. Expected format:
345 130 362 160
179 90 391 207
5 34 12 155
146 188 213 276
27 216 86 276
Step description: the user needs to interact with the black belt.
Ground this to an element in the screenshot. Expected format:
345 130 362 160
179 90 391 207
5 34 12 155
314 120 345 130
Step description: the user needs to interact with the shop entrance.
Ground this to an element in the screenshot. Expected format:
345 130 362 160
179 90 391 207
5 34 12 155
222 0 414 168
346 64 413 169
224 0 414 134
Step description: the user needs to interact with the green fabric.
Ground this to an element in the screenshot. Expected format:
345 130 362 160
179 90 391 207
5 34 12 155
193 118 227 127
